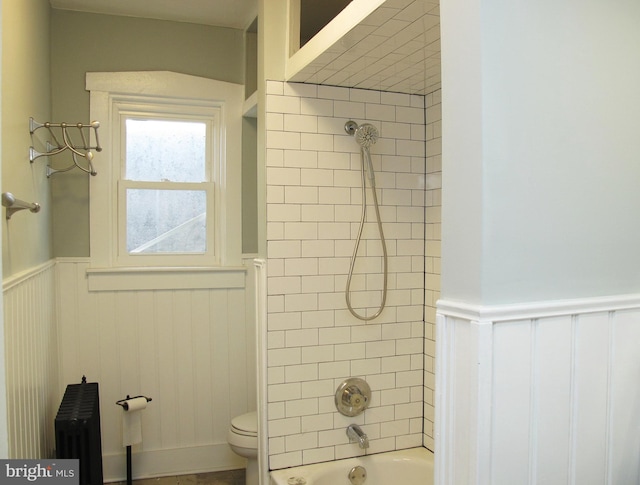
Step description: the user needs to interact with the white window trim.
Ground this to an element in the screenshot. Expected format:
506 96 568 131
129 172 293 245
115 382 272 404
86 71 244 289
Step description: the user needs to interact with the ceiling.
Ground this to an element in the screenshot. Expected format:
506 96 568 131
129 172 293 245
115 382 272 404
49 0 354 34
49 0 259 29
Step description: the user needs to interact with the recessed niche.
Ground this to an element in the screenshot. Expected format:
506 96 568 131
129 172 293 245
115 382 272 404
290 0 353 55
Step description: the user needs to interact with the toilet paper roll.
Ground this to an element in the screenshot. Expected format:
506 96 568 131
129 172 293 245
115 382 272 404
122 397 148 447
123 397 148 412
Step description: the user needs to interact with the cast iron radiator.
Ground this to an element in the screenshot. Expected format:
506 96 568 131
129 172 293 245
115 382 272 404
55 377 103 485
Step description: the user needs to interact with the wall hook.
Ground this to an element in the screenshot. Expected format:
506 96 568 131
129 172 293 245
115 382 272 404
29 118 101 177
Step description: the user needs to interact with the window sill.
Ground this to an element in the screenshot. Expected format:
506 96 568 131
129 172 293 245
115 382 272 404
86 265 247 292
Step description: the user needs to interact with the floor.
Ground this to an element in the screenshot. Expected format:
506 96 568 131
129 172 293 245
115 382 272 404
111 470 246 485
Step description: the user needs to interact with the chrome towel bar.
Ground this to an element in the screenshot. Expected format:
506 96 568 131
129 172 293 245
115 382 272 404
1 192 40 219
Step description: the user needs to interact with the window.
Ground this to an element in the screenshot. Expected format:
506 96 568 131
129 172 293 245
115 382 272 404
87 72 243 287
117 109 217 266
124 118 208 254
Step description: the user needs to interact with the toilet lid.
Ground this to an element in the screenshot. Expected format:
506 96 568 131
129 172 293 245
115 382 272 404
231 411 257 436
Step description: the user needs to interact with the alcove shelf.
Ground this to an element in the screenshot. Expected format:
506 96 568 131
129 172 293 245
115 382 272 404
286 0 384 79
243 91 258 118
285 0 441 96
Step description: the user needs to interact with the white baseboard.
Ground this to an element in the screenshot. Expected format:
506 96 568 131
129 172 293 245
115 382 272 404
103 443 246 482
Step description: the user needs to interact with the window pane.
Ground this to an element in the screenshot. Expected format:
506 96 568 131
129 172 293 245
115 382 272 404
126 189 206 253
126 119 206 182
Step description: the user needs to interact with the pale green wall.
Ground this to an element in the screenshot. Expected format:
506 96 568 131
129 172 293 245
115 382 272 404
50 10 245 256
441 0 640 304
2 0 52 277
245 30 258 98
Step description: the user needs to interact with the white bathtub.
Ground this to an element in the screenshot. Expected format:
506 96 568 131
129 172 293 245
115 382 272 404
270 447 434 485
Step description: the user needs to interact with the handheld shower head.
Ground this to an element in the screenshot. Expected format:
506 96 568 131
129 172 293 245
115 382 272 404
355 123 379 148
344 119 388 321
351 123 379 187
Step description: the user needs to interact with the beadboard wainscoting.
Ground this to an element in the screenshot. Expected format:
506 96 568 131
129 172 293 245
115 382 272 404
265 81 426 469
3 261 59 459
436 297 640 485
55 258 256 480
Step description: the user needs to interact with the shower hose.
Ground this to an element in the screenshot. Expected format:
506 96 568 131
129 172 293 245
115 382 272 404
345 145 388 321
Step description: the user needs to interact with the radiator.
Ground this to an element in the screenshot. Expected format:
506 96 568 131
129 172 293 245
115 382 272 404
55 378 103 485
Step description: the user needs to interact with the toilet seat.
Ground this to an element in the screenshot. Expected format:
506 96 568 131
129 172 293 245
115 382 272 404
228 411 258 451
230 411 257 437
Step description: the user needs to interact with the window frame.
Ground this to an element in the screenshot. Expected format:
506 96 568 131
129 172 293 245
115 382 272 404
86 71 244 285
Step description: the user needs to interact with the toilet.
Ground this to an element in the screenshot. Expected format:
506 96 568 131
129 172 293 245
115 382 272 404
227 411 258 485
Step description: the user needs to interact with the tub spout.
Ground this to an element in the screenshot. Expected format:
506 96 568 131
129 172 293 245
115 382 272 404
346 424 369 449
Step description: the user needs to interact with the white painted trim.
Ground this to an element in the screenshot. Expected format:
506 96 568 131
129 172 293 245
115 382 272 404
85 266 247 291
56 257 90 264
434 313 449 485
471 321 493 485
437 294 640 323
86 71 242 99
254 259 270 485
86 71 244 269
287 0 301 56
56 257 248 291
2 259 56 291
435 316 494 485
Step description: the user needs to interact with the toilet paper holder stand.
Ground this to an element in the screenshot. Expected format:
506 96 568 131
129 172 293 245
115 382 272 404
116 394 153 485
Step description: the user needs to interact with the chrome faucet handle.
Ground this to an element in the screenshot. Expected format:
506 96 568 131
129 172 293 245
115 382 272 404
335 378 371 416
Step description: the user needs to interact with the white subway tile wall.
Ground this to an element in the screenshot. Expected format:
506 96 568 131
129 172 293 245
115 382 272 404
266 81 428 469
424 89 441 450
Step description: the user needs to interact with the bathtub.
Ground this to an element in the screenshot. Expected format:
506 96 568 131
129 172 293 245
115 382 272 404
270 447 434 485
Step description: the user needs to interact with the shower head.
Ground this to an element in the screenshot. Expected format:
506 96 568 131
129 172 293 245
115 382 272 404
355 123 379 148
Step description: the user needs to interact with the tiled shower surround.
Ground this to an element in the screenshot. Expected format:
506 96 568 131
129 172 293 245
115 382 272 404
265 81 432 469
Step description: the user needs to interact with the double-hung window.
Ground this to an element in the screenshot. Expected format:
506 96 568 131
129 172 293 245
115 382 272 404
118 108 217 266
87 72 243 288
